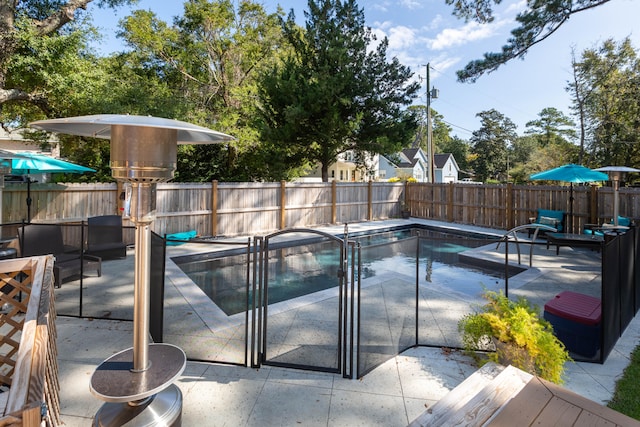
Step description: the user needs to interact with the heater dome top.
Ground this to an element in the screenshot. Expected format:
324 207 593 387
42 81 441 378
29 114 234 144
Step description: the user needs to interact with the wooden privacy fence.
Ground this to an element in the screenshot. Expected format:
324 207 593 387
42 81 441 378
406 182 640 233
1 181 405 238
3 181 640 237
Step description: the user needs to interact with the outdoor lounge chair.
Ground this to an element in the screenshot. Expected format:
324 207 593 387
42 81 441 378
584 216 632 236
18 224 101 288
86 215 127 259
528 209 566 237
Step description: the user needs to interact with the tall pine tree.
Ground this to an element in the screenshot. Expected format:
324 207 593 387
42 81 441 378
256 0 420 181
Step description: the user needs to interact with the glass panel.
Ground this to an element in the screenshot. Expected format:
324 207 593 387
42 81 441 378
262 232 342 373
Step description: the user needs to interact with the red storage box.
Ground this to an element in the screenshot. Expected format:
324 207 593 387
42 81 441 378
543 291 601 357
544 291 601 325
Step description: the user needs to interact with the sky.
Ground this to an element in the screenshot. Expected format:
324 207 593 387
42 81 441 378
86 0 640 140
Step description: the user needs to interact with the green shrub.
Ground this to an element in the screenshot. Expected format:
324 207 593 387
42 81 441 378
458 290 571 384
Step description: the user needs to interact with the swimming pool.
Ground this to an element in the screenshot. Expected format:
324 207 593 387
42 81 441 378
175 226 508 316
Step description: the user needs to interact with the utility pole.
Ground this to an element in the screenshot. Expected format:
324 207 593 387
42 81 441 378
425 64 438 183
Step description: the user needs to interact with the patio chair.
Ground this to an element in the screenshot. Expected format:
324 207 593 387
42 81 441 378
18 224 101 288
86 215 127 260
528 209 566 237
584 216 632 236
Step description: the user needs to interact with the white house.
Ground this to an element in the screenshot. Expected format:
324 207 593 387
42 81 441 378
298 147 462 183
394 148 428 182
0 128 60 183
298 151 380 182
434 153 460 183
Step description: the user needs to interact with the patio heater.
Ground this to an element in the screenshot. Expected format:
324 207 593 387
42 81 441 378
29 114 234 426
595 166 640 227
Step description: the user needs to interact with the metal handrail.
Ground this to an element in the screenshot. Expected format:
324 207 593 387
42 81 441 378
497 224 557 267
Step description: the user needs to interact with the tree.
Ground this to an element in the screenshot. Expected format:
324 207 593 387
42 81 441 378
525 107 576 146
470 109 517 182
119 0 286 181
567 37 640 167
256 0 420 181
409 105 452 153
0 0 136 123
439 135 471 174
447 0 612 82
508 134 578 184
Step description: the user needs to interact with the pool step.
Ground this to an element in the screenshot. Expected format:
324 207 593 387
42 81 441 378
408 362 532 427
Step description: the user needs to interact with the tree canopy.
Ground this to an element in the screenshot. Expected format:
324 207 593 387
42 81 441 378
525 107 576 146
447 0 612 82
0 0 136 122
567 37 640 167
470 109 517 182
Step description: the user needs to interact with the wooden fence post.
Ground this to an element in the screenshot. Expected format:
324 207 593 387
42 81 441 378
590 184 598 224
506 183 514 230
116 181 125 215
447 182 454 222
332 181 337 224
212 180 218 237
368 180 373 220
280 180 286 230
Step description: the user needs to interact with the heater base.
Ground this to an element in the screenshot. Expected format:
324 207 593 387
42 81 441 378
93 383 183 427
91 343 186 403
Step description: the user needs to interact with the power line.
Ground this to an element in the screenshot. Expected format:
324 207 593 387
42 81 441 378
442 120 474 136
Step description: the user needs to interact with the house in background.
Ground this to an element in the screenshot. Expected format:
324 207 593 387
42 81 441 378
297 151 380 182
378 155 397 181
0 128 59 154
0 128 60 183
385 149 461 183
434 153 460 183
297 147 462 183
393 148 428 182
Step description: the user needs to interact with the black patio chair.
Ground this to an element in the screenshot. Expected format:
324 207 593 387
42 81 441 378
18 224 101 288
86 215 127 260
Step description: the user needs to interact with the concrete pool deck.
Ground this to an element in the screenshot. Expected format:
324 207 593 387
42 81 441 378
54 219 640 426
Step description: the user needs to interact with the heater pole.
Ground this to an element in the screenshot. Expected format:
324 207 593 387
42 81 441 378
132 221 151 372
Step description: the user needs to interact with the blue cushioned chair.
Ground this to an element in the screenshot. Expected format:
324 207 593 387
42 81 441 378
528 209 566 237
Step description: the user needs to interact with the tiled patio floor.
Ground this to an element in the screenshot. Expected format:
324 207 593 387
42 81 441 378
54 219 640 426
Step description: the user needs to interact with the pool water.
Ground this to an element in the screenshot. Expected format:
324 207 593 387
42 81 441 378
175 228 504 316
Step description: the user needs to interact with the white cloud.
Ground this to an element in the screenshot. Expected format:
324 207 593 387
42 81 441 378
423 14 444 32
372 19 394 31
370 2 390 13
504 0 527 16
399 0 422 10
430 55 461 76
387 25 418 50
428 20 505 50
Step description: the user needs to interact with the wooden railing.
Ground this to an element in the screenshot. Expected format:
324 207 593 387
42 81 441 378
2 180 640 238
0 255 60 427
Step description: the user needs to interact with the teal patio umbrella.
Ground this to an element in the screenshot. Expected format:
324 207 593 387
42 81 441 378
0 149 30 228
530 164 609 233
10 153 95 222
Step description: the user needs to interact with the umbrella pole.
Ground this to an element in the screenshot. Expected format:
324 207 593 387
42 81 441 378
613 180 620 227
0 175 3 235
26 178 31 223
569 184 574 234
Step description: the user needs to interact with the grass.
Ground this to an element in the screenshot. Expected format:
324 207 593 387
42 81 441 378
607 344 640 420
